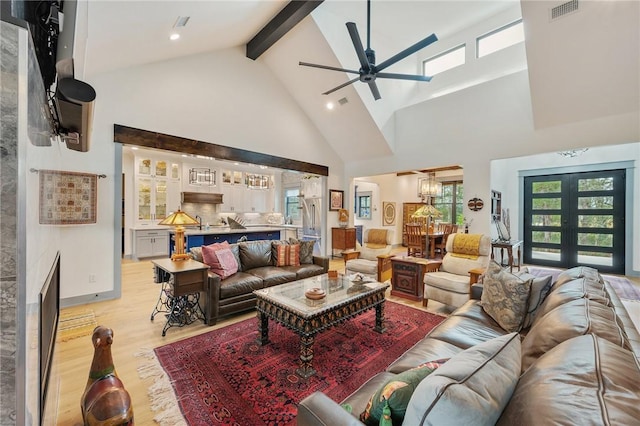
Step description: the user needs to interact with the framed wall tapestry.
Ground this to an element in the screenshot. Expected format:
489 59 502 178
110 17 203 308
39 170 97 224
383 201 396 226
329 189 344 211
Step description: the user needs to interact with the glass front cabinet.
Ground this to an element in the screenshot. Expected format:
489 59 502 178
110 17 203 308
135 156 181 225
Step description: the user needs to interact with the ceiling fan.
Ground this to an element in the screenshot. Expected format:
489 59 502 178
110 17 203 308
299 0 438 100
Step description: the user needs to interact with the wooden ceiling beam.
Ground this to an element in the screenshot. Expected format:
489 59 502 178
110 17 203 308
113 124 328 176
396 165 463 177
246 0 324 60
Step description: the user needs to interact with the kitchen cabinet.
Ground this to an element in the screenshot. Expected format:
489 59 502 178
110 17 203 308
132 229 169 259
135 156 180 225
220 185 245 212
178 229 282 252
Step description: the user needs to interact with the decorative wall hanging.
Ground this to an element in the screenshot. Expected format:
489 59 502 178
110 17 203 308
39 170 98 224
382 201 396 226
329 189 344 211
467 197 484 211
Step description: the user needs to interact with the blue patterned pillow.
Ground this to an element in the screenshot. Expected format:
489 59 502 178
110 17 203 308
481 261 533 332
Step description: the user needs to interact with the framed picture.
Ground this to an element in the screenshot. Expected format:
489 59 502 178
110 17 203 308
39 170 97 224
329 189 344 211
382 201 396 226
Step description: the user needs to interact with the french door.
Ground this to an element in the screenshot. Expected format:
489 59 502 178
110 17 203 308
523 170 625 274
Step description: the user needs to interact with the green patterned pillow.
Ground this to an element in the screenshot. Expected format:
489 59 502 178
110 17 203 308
481 261 533 332
359 359 447 426
289 238 315 264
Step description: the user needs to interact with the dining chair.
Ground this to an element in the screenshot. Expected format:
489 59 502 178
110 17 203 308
434 224 454 258
405 223 424 257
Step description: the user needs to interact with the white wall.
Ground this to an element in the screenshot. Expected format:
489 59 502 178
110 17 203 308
59 46 344 303
345 70 639 241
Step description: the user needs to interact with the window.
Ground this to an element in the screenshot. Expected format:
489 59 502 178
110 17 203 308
477 19 524 58
423 45 466 76
284 188 300 220
433 182 464 224
357 192 372 219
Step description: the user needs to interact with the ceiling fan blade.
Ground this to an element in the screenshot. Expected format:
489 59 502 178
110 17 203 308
376 72 432 82
368 81 381 100
322 77 360 96
376 33 438 72
346 22 370 71
299 62 360 75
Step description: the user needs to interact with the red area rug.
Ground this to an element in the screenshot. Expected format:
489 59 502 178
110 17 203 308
146 302 444 425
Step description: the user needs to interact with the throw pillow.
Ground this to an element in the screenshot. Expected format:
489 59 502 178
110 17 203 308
201 242 239 279
273 243 300 267
403 333 521 426
481 261 533 332
359 360 448 426
516 272 553 329
289 238 315 264
189 246 203 262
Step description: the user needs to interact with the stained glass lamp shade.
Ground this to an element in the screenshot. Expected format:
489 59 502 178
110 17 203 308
159 209 199 261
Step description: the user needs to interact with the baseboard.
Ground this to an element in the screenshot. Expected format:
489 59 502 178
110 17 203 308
61 290 119 308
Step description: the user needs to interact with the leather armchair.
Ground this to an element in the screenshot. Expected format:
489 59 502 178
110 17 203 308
423 233 492 308
345 229 394 282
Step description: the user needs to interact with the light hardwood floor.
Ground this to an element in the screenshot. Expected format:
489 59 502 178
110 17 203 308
52 252 640 425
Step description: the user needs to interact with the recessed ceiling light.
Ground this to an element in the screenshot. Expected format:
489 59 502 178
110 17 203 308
326 102 334 110
170 33 180 41
131 147 138 150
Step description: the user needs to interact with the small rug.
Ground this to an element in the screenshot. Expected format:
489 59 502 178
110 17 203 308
138 302 445 426
58 309 97 341
527 266 640 301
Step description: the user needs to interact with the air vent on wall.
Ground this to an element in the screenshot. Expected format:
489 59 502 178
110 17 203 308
550 0 579 21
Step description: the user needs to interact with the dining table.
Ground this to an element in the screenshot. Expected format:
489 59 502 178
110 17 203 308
422 231 445 259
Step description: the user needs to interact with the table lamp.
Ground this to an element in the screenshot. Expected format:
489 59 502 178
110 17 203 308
411 204 442 233
159 209 199 261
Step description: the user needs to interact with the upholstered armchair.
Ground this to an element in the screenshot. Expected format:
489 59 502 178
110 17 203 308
423 233 492 308
345 229 394 283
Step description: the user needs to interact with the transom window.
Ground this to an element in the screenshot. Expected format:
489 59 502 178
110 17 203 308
422 45 466 77
477 19 524 58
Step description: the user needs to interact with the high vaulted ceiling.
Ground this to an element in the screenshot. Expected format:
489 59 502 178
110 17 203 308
82 1 514 77
78 1 639 164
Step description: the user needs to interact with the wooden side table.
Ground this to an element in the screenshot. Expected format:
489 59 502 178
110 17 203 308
151 258 210 336
341 249 360 264
491 240 523 273
390 256 440 301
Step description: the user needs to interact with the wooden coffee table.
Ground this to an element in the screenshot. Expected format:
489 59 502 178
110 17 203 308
254 274 389 378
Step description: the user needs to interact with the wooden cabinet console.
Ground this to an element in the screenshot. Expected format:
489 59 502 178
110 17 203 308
391 256 438 301
331 227 356 257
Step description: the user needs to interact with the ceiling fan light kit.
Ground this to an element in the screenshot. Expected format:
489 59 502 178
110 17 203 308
300 0 438 100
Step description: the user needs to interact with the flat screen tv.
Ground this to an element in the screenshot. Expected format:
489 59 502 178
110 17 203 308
39 251 60 424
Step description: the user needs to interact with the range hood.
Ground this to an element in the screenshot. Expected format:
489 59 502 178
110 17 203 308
181 192 223 204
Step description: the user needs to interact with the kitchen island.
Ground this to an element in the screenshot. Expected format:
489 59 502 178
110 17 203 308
170 226 286 253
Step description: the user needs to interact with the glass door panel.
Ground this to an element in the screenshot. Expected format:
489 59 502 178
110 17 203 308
523 170 625 274
155 160 167 177
155 180 167 220
137 177 152 220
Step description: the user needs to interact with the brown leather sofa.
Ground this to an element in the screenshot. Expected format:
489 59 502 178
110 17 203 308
191 240 329 325
297 266 640 425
